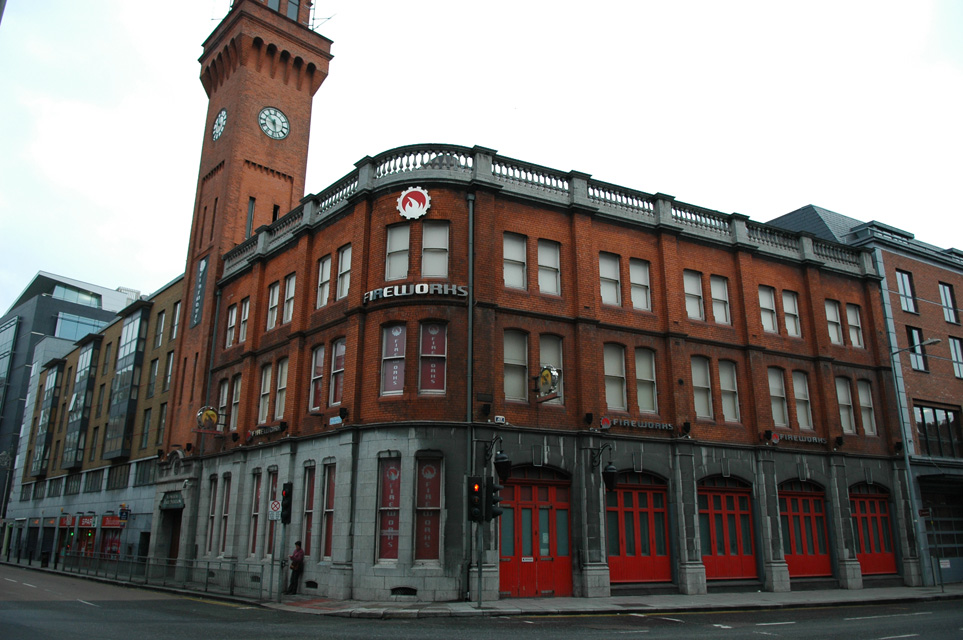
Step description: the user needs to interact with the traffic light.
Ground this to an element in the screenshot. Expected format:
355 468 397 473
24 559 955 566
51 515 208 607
280 482 293 524
467 476 483 522
484 476 504 521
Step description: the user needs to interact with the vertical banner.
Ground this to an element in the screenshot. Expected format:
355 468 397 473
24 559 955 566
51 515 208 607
378 459 402 559
190 257 209 328
419 323 447 392
415 459 441 560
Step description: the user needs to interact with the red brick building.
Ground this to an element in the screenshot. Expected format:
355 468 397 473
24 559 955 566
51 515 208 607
147 0 922 601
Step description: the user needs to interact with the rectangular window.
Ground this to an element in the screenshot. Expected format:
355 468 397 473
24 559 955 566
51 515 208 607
275 358 288 419
710 276 730 325
415 457 442 561
504 330 528 401
422 221 449 278
783 291 801 337
266 282 280 330
322 464 336 558
420 322 447 394
950 338 963 379
140 407 152 449
207 476 218 553
857 380 876 436
330 338 346 405
719 360 739 422
282 274 296 324
83 469 103 493
317 255 331 308
691 356 712 419
896 270 917 313
940 283 959 324
89 427 99 462
635 349 657 413
768 367 788 427
629 259 651 311
537 240 561 295
229 375 241 431
385 224 410 281
337 245 352 300
914 406 963 458
907 326 928 371
309 346 326 410
106 464 130 490
154 310 165 348
147 359 159 397
250 473 261 555
302 466 315 557
683 270 704 320
792 371 813 429
846 304 864 348
604 343 626 411
836 377 855 434
759 286 778 333
220 476 232 554
381 325 406 395
825 300 843 345
239 298 250 342
225 304 237 348
171 302 181 340
217 379 229 430
599 252 621 306
378 458 402 560
258 364 272 423
539 334 563 404
286 0 299 20
503 233 527 290
163 351 174 392
156 402 167 444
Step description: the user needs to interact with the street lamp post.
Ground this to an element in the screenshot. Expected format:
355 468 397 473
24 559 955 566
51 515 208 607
891 337 940 586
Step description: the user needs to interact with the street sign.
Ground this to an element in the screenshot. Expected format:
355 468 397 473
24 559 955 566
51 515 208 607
269 499 282 521
119 508 130 522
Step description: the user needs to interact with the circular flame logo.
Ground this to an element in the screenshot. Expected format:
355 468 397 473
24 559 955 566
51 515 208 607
397 187 431 219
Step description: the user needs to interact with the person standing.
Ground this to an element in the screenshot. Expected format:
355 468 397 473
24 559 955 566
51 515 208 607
286 540 304 595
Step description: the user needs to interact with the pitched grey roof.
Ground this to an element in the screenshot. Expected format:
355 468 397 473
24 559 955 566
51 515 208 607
767 205 867 244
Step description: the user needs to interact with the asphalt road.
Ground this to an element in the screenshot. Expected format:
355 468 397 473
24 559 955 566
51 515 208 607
2 564 961 640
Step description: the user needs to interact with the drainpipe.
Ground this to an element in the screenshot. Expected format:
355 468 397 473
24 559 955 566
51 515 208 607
200 288 222 457
464 192 476 600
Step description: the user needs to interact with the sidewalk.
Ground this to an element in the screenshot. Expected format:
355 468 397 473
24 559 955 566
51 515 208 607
266 582 963 618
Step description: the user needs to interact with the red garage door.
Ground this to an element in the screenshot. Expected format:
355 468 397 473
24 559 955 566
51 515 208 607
699 476 757 580
850 483 897 575
779 480 831 577
606 472 671 583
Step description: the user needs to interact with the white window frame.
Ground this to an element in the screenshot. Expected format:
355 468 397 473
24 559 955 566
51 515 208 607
381 324 406 396
604 343 626 411
846 303 864 348
691 356 712 419
940 283 959 324
792 371 813 429
419 322 448 394
154 310 166 348
503 330 528 402
337 245 352 300
309 346 325 410
258 364 272 424
239 298 249 343
537 240 561 296
317 256 331 308
759 286 778 333
503 233 527 290
783 290 801 337
282 274 296 324
768 367 788 427
629 259 651 311
422 221 449 279
635 348 657 413
825 300 843 345
836 377 855 434
225 304 237 348
719 360 739 422
896 270 917 313
266 282 280 330
539 334 563 405
857 380 876 436
330 338 346 405
229 375 241 431
683 270 704 320
710 276 730 325
275 358 288 419
385 224 410 281
599 252 621 306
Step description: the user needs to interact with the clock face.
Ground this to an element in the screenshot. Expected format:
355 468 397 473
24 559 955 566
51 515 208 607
258 107 290 140
212 109 227 141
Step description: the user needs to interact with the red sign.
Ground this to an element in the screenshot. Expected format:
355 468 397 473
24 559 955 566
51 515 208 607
59 516 76 527
78 515 95 528
102 515 125 528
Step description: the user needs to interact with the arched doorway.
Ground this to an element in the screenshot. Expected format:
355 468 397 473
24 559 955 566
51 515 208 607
849 483 897 575
778 480 831 577
606 471 671 583
698 476 757 579
498 466 572 597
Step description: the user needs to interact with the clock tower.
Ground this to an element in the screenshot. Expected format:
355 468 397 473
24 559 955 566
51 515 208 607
170 0 332 446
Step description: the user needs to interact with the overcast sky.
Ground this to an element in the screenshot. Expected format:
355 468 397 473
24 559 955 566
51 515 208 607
2 1 962 314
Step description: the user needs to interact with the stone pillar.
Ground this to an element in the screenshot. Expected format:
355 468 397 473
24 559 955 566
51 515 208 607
756 449 790 592
829 456 863 589
673 439 706 594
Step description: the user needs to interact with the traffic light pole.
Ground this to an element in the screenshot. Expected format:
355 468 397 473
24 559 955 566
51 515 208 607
476 522 484 609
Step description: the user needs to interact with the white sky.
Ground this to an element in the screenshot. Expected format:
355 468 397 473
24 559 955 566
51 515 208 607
2 1 962 313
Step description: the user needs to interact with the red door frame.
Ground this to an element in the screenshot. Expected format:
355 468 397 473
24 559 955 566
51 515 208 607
606 473 671 583
850 484 897 575
698 477 757 579
779 481 831 577
499 470 573 598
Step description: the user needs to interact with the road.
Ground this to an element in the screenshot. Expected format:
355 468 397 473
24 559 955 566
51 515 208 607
2 564 961 640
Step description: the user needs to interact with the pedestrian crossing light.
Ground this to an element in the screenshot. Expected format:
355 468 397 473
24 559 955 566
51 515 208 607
281 482 293 524
467 476 483 523
484 476 504 521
